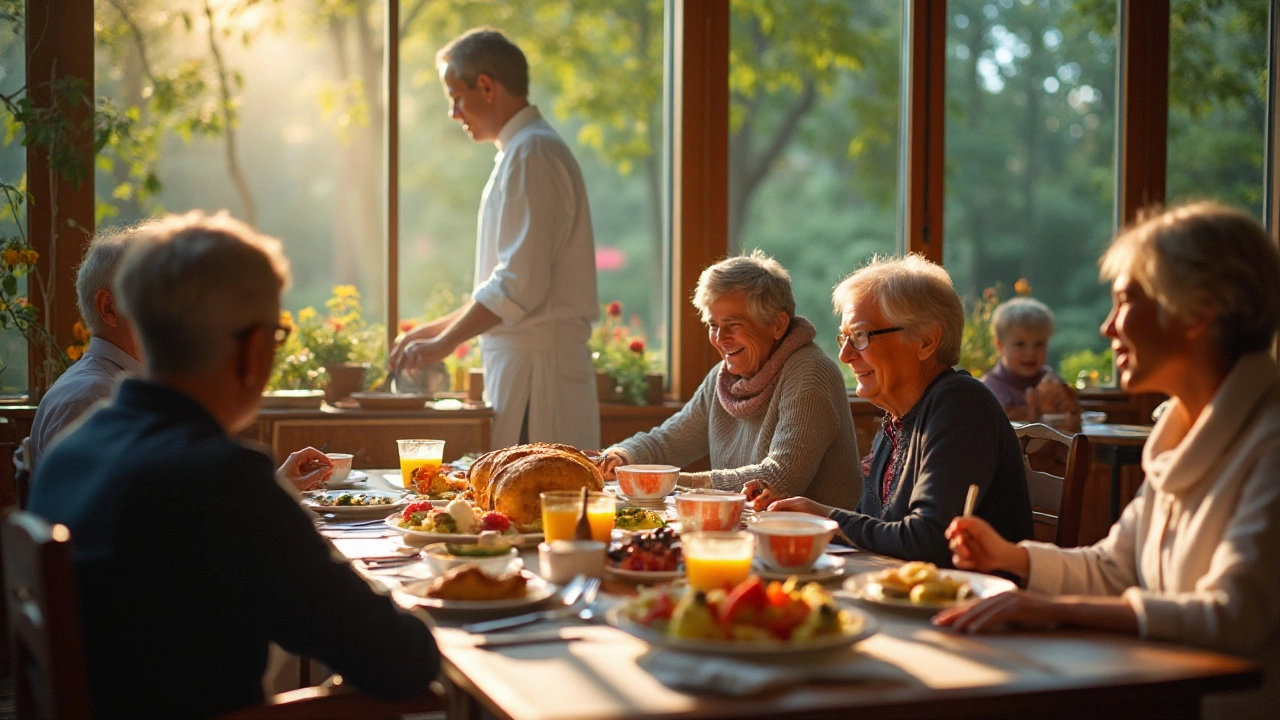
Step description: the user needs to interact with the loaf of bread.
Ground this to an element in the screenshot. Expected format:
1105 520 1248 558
468 443 604 526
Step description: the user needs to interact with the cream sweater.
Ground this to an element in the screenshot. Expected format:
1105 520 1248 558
611 344 862 510
1022 352 1280 716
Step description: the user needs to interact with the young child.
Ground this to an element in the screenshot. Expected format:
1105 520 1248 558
981 297 1080 423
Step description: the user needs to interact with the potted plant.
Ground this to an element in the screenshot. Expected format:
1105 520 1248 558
268 284 385 403
589 300 662 405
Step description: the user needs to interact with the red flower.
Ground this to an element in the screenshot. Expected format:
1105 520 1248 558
629 339 645 353
454 343 470 359
399 320 415 333
607 301 622 318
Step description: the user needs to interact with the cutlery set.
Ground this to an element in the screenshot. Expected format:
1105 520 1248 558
462 574 602 635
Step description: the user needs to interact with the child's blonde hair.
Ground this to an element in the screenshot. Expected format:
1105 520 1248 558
991 297 1054 342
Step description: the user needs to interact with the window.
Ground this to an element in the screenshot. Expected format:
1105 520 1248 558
0 16 26 395
729 0 903 371
944 0 1118 376
1165 0 1270 219
396 2 669 375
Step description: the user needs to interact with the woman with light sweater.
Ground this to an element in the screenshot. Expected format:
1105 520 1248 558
596 251 861 510
771 255 1033 565
937 202 1280 717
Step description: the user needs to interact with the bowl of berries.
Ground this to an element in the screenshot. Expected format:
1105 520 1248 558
606 527 684 582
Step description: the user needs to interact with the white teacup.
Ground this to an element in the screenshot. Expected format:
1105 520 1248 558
325 453 354 484
538 540 606 584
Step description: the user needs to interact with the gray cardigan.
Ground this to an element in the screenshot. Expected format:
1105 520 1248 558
612 343 862 510
835 368 1034 566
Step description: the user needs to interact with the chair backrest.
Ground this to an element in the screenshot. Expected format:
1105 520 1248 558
1015 423 1090 548
14 437 32 510
2 510 92 720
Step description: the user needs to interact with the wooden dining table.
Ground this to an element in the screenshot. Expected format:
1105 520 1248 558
329 472 1258 720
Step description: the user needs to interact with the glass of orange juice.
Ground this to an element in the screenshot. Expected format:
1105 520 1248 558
396 439 445 489
540 490 615 543
682 531 755 592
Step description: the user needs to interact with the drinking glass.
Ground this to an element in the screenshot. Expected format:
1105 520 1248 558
540 490 615 543
396 439 445 489
682 531 755 592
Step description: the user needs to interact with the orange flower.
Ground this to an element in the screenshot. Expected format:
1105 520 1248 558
1014 278 1032 296
399 319 416 333
72 320 90 342
20 249 38 265
2 249 19 267
66 344 84 361
454 342 470 359
606 301 622 318
629 339 645 353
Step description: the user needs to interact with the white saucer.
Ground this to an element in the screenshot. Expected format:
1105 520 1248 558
752 553 846 582
325 470 370 490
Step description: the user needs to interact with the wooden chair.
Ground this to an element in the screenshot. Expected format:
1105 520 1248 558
1015 423 1091 548
14 436 32 510
2 510 92 720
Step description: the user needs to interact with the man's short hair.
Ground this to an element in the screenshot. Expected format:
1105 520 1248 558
114 211 291 375
436 28 529 98
76 222 152 335
991 297 1055 342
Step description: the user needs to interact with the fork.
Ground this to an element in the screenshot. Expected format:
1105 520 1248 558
461 576 598 634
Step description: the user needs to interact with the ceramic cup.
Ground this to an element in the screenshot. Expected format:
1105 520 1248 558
324 453 354 484
615 464 680 501
675 492 746 532
538 540 606 584
747 511 837 572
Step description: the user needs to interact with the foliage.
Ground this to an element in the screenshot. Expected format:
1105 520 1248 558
0 230 78 388
268 284 385 391
1060 347 1114 389
589 300 658 405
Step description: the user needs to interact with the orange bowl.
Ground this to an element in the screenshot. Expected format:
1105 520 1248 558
747 511 837 572
675 493 746 532
616 464 680 500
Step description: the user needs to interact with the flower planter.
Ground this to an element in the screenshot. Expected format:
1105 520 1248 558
596 372 617 402
644 373 664 405
323 363 368 404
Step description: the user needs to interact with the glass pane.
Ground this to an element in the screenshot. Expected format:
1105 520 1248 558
1166 0 1269 220
397 2 669 392
94 0 387 387
944 0 1117 382
728 0 904 378
0 11 28 396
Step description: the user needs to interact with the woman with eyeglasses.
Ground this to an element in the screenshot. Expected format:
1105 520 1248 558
595 251 862 510
770 255 1033 565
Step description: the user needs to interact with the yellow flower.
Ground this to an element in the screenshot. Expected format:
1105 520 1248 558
333 284 359 299
298 306 317 323
279 310 294 331
66 344 84 361
72 320 90 342
21 249 38 265
2 249 19 267
1014 278 1032 296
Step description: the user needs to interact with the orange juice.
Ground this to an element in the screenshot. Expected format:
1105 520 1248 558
400 457 441 489
685 555 753 592
541 507 614 543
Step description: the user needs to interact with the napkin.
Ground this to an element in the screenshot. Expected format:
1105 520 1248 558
636 648 908 696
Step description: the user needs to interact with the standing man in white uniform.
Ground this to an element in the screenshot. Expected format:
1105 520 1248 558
389 28 600 450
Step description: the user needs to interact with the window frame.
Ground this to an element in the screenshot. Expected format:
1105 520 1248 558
24 0 1280 396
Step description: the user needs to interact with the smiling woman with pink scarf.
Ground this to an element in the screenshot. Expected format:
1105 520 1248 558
596 251 862 511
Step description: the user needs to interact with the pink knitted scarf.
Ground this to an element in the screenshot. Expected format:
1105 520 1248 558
716 316 817 419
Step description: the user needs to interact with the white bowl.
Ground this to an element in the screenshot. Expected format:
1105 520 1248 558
325 453 354 484
674 492 746 532
615 465 680 500
1081 411 1107 425
423 542 521 577
747 511 837 573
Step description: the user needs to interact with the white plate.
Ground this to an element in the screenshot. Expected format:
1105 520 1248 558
324 470 370 490
605 565 684 583
394 572 554 611
842 569 1016 611
303 490 407 515
606 596 878 655
752 554 846 582
383 513 543 546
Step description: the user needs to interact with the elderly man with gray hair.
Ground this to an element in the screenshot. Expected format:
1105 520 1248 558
28 211 440 717
28 224 146 466
597 250 862 510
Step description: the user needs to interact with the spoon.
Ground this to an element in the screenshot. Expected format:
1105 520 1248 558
963 484 980 517
573 486 593 541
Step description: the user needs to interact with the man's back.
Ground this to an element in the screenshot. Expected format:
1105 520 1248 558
29 379 438 718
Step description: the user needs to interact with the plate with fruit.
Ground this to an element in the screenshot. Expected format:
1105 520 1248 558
606 576 878 655
385 499 542 546
606 527 683 582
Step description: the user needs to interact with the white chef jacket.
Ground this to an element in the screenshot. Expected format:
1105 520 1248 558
472 105 600 450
